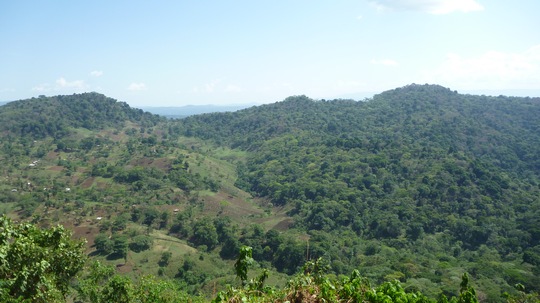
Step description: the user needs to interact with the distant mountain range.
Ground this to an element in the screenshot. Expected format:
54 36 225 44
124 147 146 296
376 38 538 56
4 87 538 116
1 100 257 118
140 104 258 118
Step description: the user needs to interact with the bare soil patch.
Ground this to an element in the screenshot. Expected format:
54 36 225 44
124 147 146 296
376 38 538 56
272 218 294 231
129 157 171 170
46 151 59 160
202 191 264 221
80 177 95 189
116 262 133 274
48 166 64 172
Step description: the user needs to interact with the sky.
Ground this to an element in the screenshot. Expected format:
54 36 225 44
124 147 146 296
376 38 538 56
1 0 539 107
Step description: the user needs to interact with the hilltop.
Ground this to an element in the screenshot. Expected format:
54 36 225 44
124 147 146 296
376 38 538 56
0 92 162 139
1 85 539 302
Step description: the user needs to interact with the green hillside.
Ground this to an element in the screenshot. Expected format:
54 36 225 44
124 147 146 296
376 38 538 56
0 92 162 139
1 85 540 302
176 84 540 298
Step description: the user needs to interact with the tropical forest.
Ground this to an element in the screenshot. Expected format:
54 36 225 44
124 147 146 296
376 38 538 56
1 84 539 302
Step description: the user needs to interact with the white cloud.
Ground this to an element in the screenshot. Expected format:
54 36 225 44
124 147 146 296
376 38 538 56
369 0 484 14
90 70 103 77
370 59 399 66
127 82 147 91
424 45 540 89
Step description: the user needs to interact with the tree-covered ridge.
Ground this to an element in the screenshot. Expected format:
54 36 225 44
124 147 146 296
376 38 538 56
175 84 540 299
178 84 540 173
1 86 540 301
0 92 163 139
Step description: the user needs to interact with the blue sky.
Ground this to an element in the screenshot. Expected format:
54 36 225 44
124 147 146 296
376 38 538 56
1 0 539 107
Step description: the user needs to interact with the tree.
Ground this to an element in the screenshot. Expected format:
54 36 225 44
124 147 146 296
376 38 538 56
112 215 128 232
190 218 219 251
159 251 172 267
523 245 540 266
273 239 305 274
112 234 129 262
220 237 241 259
0 215 86 302
94 233 113 255
129 235 153 252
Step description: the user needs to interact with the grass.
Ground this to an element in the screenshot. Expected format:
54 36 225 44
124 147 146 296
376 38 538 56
0 202 17 216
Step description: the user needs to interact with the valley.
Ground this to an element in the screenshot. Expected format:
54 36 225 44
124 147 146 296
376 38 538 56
1 85 540 302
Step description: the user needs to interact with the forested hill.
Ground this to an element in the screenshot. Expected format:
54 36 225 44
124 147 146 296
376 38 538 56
0 92 162 139
176 84 540 295
180 84 540 165
179 84 540 179
1 85 540 300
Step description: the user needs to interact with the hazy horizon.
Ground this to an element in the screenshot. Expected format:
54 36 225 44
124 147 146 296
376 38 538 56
2 86 540 109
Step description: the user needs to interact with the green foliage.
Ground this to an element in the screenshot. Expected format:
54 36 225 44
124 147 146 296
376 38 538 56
76 261 202 303
177 85 540 299
94 233 113 255
456 273 478 303
111 234 129 261
190 218 219 251
523 246 540 266
0 216 86 302
234 246 254 286
503 284 540 303
158 251 172 267
214 248 487 303
2 87 540 301
128 235 153 252
0 93 162 139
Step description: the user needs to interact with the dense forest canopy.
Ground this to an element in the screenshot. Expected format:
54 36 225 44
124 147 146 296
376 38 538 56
1 85 539 302
177 84 540 249
0 92 162 139
175 84 540 297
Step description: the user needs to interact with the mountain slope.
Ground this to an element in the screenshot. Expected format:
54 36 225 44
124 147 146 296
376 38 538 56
179 84 540 170
1 87 540 301
175 84 540 298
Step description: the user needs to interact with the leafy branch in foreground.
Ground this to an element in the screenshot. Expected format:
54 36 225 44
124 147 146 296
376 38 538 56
0 215 86 303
